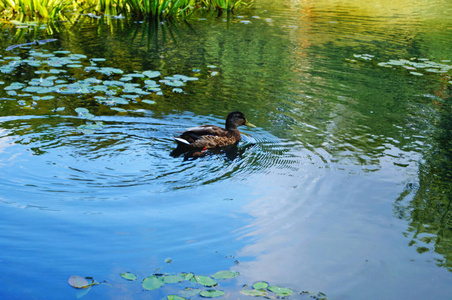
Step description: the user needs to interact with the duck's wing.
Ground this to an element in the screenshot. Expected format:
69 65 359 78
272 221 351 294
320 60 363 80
175 125 227 145
183 125 226 137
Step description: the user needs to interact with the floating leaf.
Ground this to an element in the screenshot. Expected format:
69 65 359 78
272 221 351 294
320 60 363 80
179 287 201 298
142 275 164 290
240 289 267 297
184 273 194 281
144 79 159 87
195 275 217 287
199 289 225 298
96 67 124 76
120 272 137 281
268 285 293 296
252 281 268 290
142 100 156 105
167 295 188 300
143 70 161 78
5 82 25 90
67 64 84 68
75 107 95 119
410 72 423 76
212 270 239 279
165 257 173 264
68 275 90 289
112 107 127 113
163 274 185 284
78 122 104 132
160 79 184 87
103 80 125 86
110 97 129 105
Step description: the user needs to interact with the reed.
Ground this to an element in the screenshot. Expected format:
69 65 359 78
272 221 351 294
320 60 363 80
0 0 249 19
202 0 248 10
0 0 73 19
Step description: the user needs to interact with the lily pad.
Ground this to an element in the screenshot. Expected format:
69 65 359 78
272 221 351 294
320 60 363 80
75 107 95 119
96 67 124 76
120 272 137 281
212 270 239 279
144 79 159 87
195 275 217 287
142 100 156 105
5 82 25 90
240 289 268 297
143 70 161 78
268 285 293 296
199 289 225 298
142 275 164 291
252 281 268 290
160 79 185 87
184 273 194 281
163 274 185 284
68 275 90 289
167 295 188 300
165 257 173 264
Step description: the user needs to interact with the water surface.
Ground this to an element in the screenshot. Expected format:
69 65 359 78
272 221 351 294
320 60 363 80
1 0 452 299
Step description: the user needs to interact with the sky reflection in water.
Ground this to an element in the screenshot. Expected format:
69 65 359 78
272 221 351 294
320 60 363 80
1 0 452 299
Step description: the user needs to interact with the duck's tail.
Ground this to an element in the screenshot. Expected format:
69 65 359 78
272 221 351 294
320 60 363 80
174 137 190 145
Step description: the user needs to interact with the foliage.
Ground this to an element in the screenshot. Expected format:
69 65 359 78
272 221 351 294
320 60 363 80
0 0 249 20
0 0 75 19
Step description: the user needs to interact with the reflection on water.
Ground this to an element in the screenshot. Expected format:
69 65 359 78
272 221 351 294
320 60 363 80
1 0 452 299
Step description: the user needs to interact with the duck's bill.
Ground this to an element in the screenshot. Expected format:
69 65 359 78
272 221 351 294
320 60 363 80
245 120 256 128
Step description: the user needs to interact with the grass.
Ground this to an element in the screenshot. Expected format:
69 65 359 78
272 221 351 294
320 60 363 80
0 0 249 20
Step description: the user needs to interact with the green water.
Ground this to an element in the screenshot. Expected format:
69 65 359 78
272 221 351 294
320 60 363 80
1 0 452 299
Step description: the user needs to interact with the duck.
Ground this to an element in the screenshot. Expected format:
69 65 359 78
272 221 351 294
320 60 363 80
173 111 255 149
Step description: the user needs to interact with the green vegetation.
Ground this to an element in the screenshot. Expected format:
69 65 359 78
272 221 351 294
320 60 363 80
68 259 326 298
0 0 250 20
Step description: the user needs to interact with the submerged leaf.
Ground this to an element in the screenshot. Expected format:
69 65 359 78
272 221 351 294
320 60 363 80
163 274 185 284
179 287 201 298
240 289 267 297
142 275 164 290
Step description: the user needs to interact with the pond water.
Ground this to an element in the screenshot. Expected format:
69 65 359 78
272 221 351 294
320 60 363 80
1 0 452 299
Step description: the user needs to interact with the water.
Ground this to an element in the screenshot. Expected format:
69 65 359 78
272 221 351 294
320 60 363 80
1 0 452 299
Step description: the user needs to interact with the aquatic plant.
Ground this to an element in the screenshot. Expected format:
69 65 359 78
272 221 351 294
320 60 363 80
69 269 323 299
0 0 74 19
201 0 249 11
0 0 250 20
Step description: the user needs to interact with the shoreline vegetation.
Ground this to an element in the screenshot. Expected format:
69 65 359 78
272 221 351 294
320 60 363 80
0 0 251 20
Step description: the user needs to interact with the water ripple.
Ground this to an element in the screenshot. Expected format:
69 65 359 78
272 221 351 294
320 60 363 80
0 114 330 209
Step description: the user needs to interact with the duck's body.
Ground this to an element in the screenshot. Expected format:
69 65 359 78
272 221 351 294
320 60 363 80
174 111 255 149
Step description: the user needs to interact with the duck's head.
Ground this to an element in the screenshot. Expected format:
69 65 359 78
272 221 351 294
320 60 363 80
225 111 256 130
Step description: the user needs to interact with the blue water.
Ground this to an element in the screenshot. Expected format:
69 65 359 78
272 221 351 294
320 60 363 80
1 0 452 299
